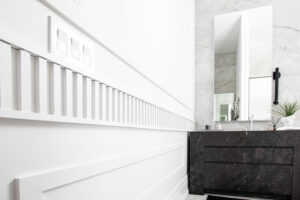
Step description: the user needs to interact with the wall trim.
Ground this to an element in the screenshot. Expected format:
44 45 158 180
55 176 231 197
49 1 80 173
0 39 195 131
0 110 193 132
15 144 183 200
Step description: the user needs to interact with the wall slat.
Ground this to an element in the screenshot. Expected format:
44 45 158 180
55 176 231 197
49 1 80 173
35 57 48 114
83 77 92 119
51 64 62 115
119 91 124 123
136 99 140 125
124 93 128 123
0 41 13 110
99 83 106 121
106 86 113 121
113 89 118 122
146 103 149 125
142 101 145 126
64 69 73 117
17 50 32 112
92 81 99 120
73 73 83 118
128 96 132 124
132 97 135 124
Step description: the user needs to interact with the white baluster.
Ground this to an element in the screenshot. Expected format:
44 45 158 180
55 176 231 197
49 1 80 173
136 99 140 125
92 81 99 120
112 89 117 122
114 89 119 122
124 94 128 123
35 57 48 114
128 96 133 124
83 77 92 119
64 69 73 117
17 50 32 112
99 83 106 121
106 86 113 122
50 64 62 115
73 73 83 118
0 42 13 110
119 91 124 123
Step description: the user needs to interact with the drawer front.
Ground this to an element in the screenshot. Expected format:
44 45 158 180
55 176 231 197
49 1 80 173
204 147 293 164
204 163 293 195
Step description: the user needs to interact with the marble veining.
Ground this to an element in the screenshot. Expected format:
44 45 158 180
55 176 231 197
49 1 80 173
189 131 300 199
214 53 236 94
195 0 300 129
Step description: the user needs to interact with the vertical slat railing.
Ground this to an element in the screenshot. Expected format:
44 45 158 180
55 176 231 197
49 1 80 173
0 41 193 130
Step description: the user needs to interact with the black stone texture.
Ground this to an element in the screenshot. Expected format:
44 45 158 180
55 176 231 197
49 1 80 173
188 131 300 200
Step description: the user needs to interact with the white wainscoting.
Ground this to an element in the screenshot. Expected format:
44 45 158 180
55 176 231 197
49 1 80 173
0 40 194 131
15 144 184 200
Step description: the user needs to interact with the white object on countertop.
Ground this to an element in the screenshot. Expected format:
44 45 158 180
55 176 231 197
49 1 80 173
278 115 296 129
215 123 223 130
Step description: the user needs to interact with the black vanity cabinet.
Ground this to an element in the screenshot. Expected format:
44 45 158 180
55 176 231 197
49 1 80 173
188 131 300 200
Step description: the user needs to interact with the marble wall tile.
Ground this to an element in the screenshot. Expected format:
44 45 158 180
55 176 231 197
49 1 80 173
215 121 272 131
214 53 236 94
195 0 300 129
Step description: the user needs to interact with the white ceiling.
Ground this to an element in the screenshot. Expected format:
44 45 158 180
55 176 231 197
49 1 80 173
214 11 241 54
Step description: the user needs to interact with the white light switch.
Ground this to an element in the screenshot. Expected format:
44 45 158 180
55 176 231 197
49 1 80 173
71 38 80 60
83 45 91 66
57 29 68 55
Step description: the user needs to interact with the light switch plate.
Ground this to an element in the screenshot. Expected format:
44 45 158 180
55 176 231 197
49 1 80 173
49 16 94 71
57 29 68 55
83 45 91 66
71 38 80 60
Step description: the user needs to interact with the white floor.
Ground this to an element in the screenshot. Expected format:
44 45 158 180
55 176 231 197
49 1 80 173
186 194 273 200
186 195 207 200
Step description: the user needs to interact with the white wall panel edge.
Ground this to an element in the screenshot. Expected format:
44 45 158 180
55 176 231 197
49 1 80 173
166 175 189 200
0 108 194 132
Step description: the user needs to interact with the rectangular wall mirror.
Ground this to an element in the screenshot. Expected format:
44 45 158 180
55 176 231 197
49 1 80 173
214 6 273 122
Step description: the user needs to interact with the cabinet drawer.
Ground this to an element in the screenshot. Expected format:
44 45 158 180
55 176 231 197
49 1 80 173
204 147 293 164
204 163 292 195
